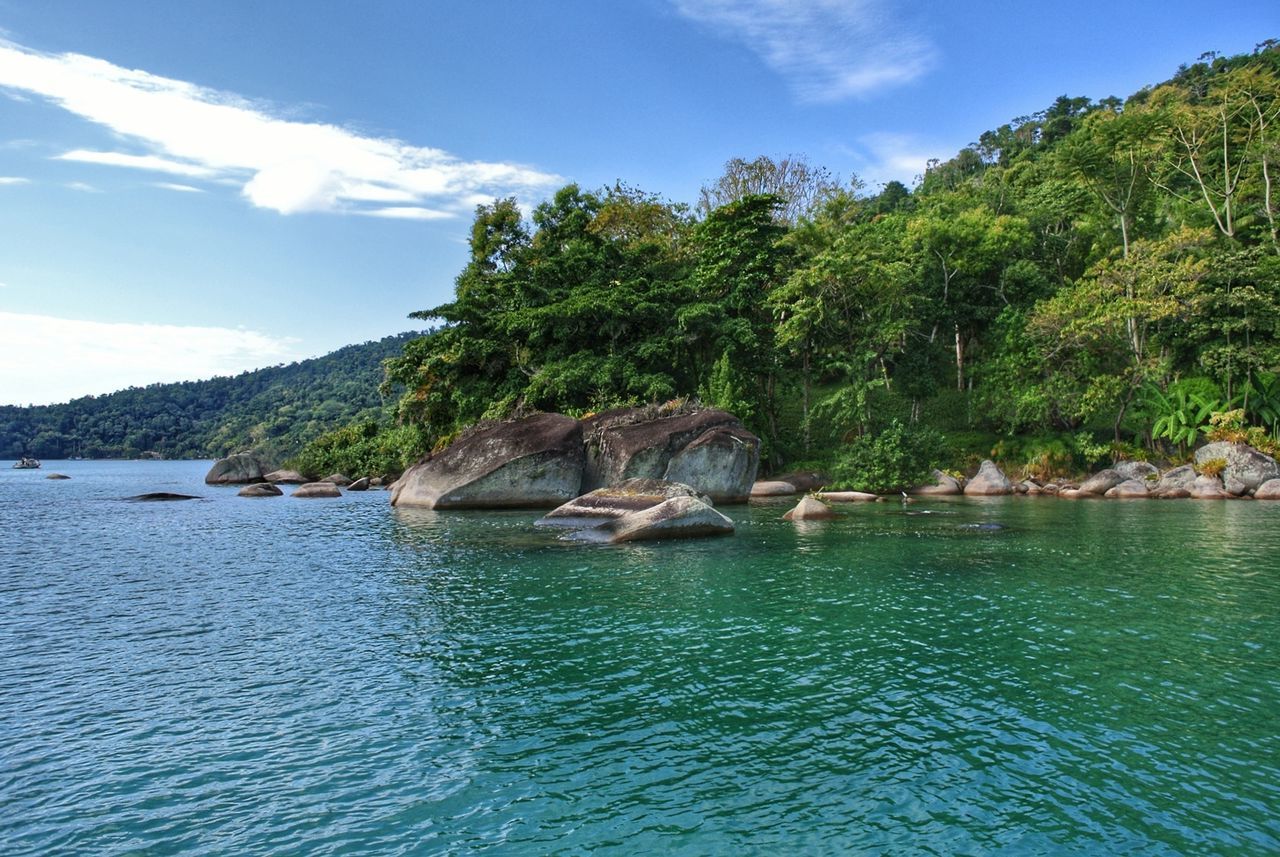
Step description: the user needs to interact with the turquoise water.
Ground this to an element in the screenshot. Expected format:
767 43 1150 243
3 460 1279 854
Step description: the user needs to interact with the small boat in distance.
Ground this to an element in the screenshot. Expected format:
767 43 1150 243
13 457 41 469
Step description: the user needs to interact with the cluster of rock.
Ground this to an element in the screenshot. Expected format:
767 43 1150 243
203 454 387 499
905 442 1280 500
535 478 735 544
388 408 760 510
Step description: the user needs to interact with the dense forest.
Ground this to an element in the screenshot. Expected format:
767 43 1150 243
307 43 1278 490
0 333 421 463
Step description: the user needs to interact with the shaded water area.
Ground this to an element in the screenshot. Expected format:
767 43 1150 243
3 460 1279 854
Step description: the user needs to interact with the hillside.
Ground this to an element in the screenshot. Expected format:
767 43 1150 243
0 332 424 462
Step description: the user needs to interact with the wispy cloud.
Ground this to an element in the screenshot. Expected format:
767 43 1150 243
0 311 301 406
359 206 456 221
0 38 562 217
671 0 934 102
849 132 947 188
0 176 29 185
64 181 99 192
154 182 204 193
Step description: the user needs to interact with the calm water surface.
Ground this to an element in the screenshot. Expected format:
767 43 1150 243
2 460 1278 854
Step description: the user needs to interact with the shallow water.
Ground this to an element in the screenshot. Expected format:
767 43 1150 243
3 460 1279 854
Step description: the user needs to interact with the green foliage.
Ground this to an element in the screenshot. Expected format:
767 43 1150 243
1143 382 1225 451
827 420 943 493
290 421 429 479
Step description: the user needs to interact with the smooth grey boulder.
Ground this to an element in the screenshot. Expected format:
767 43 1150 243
1105 479 1149 499
238 483 283 497
964 460 1012 496
911 469 964 496
1152 464 1197 499
294 482 341 498
323 473 352 487
538 478 702 527
1113 460 1160 483
565 496 734 544
751 480 798 497
347 477 371 492
1189 474 1230 500
1194 442 1280 494
1079 469 1125 496
265 469 307 484
1019 480 1043 495
783 496 838 521
818 490 879 502
205 453 266 485
1255 478 1280 500
392 413 585 510
581 408 759 501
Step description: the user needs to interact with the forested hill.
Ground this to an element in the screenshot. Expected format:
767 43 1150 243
0 332 424 462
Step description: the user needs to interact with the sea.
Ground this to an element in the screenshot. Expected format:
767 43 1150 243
3 459 1278 855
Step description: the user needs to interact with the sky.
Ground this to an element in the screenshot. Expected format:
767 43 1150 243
0 0 1276 406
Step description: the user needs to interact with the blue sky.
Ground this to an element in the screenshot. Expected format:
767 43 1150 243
0 0 1276 405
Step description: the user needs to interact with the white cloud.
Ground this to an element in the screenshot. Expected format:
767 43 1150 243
0 38 562 215
0 176 29 184
842 132 950 189
154 182 204 193
64 181 99 192
0 311 300 406
672 0 935 102
359 206 456 221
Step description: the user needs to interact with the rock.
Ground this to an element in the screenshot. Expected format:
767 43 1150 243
818 490 879 502
369 477 384 487
565 496 734 544
751 480 798 497
238 483 283 497
1019 480 1043 495
45 473 70 480
663 426 760 502
293 482 342 498
204 453 266 485
1041 483 1061 495
911 469 964 496
772 471 826 491
1152 464 1197 499
1113 460 1160 483
1058 488 1096 500
1189 474 1230 500
1105 479 1149 499
323 473 352 486
1013 481 1028 495
538 478 703 527
964 460 1012 496
1079 468 1125 496
347 477 371 492
1194 442 1280 493
1255 478 1280 500
581 407 759 501
1224 474 1250 496
265 469 307 484
783 496 838 521
392 413 585 510
128 492 200 501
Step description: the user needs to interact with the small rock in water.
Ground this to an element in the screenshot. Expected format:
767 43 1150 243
960 522 1006 532
238 483 283 497
128 492 201 502
293 482 342 498
46 473 71 480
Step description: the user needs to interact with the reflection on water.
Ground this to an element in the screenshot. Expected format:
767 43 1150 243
2 461 1279 854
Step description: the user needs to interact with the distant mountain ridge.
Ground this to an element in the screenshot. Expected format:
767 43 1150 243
0 331 424 462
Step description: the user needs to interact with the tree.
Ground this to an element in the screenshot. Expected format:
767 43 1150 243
698 155 844 225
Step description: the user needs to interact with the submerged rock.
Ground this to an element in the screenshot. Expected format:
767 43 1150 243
392 413 585 510
205 453 266 485
565 496 734 544
293 482 342 498
128 492 200 501
964 460 1012 496
238 483 283 497
538 478 702 527
783 496 838 521
45 473 70 480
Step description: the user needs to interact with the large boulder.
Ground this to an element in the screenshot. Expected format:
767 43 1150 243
238 483 283 497
783 496 838 521
205 453 266 485
581 408 759 502
293 482 342 498
911 469 964 496
1113 460 1160 483
1078 468 1125 496
265 469 306 484
1189 474 1230 500
1255 478 1280 500
964 460 1012 496
1194 442 1280 494
1152 464 1197 499
1105 479 1150 499
392 413 585 510
537 478 702 527
565 496 734 544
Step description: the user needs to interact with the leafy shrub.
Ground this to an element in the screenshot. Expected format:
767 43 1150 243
1197 457 1228 478
290 420 429 479
827 420 943 493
